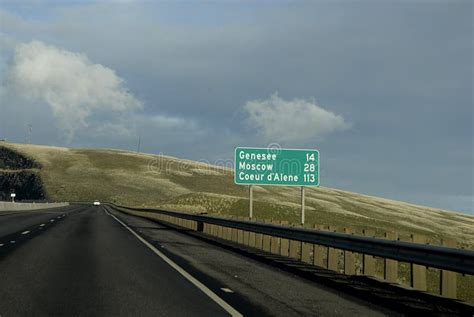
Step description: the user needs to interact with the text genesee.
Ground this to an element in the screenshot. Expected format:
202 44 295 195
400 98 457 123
238 150 277 161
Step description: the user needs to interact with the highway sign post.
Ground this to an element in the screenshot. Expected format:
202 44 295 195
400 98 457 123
235 147 320 224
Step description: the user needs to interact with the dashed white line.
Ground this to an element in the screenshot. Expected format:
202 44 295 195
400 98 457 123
39 224 45 227
105 208 242 317
21 230 30 235
10 241 15 244
50 219 55 222
221 288 234 293
0 243 4 247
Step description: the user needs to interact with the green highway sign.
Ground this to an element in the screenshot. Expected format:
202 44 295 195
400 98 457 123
234 147 320 186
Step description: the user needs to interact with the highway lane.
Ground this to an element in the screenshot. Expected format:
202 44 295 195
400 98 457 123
0 205 234 316
107 207 396 317
0 205 77 237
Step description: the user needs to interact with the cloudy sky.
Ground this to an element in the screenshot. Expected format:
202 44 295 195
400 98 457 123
0 1 472 214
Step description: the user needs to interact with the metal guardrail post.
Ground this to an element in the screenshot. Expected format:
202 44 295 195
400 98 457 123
280 221 290 257
441 239 457 298
314 224 326 268
384 231 398 283
300 186 305 225
344 228 356 275
249 185 253 219
262 220 272 252
362 228 376 276
327 226 338 272
197 221 204 232
411 234 427 291
270 220 280 254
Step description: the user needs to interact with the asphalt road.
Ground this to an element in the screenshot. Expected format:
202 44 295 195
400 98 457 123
0 205 396 316
0 205 232 316
0 205 74 237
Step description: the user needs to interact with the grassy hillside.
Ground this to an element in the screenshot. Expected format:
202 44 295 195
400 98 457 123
1 141 473 250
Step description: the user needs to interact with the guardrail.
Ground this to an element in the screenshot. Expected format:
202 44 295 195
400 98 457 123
0 201 69 212
107 203 474 301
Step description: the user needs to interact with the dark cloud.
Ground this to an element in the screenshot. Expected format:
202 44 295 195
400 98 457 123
0 1 472 213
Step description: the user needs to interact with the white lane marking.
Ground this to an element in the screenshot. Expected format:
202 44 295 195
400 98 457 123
21 230 30 235
0 243 4 247
10 241 15 243
105 208 242 317
221 288 234 293
40 224 45 227
50 219 55 222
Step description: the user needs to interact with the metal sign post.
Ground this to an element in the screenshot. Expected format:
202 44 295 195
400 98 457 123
301 186 305 225
249 185 253 219
11 193 16 203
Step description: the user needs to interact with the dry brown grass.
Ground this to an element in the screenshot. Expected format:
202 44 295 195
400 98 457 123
2 141 473 249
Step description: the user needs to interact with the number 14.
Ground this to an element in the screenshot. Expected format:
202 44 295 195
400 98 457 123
306 153 315 162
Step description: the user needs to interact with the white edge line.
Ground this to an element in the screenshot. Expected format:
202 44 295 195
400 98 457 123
105 208 242 317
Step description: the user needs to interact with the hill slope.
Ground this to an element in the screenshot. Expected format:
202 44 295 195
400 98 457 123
1 141 473 249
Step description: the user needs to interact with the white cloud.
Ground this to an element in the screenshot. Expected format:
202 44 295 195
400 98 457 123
5 40 142 141
244 93 350 143
1 40 203 149
147 115 190 129
92 122 134 138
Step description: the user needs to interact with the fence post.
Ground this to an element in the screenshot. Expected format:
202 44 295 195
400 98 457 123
384 231 398 283
410 234 427 291
249 218 257 248
344 228 356 275
270 220 281 254
255 219 263 250
229 217 238 242
237 218 244 244
280 221 290 257
289 224 302 260
440 239 457 299
362 228 375 276
197 221 204 232
313 224 327 268
327 226 338 271
301 224 313 264
231 227 238 242
243 228 250 246
262 220 272 252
